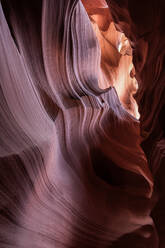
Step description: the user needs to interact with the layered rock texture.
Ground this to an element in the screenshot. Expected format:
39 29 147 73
0 0 165 247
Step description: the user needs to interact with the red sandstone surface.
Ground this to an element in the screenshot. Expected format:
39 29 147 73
0 0 165 247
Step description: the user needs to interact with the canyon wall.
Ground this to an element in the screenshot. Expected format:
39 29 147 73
0 0 164 247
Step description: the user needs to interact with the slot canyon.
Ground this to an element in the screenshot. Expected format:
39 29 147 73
0 0 165 247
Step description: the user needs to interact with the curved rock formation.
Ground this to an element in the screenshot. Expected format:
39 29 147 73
0 0 164 247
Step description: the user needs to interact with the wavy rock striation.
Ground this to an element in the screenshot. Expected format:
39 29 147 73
0 0 164 247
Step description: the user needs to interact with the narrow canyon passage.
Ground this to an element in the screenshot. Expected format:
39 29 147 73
0 0 165 248
82 1 140 119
